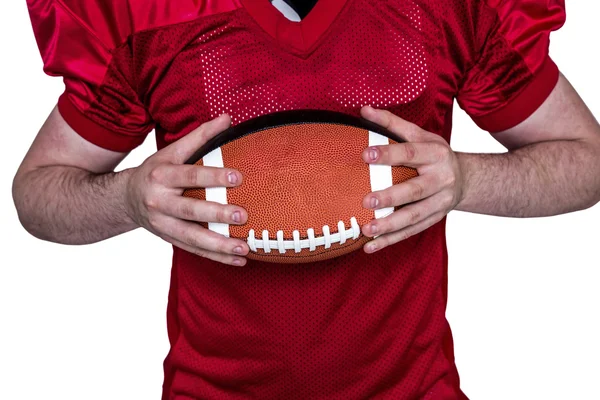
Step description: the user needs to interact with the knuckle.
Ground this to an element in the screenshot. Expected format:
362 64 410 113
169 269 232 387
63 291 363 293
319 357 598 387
408 209 421 225
435 144 451 162
183 232 199 248
213 207 228 223
194 123 210 139
371 235 388 250
179 203 196 220
444 192 456 209
380 220 392 235
400 230 412 241
380 111 394 129
395 229 412 242
403 143 417 161
198 120 210 131
143 195 159 211
403 125 419 139
408 182 424 201
148 166 164 183
378 236 390 249
409 126 422 136
192 248 209 259
381 193 394 208
197 120 219 142
204 168 222 187
147 214 160 229
186 167 200 186
444 173 457 188
372 220 385 235
215 237 231 254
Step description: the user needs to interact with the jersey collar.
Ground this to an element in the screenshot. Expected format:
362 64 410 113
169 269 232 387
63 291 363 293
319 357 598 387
239 0 349 56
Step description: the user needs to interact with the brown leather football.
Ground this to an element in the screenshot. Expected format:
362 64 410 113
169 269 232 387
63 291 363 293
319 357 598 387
183 110 417 263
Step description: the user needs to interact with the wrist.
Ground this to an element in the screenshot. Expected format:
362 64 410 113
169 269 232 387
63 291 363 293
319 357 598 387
454 152 475 212
114 168 140 230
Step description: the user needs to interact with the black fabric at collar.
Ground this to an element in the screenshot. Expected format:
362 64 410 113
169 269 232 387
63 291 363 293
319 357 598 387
280 0 319 19
185 109 404 165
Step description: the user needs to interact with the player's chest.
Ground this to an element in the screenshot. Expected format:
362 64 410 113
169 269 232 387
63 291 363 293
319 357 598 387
132 0 456 145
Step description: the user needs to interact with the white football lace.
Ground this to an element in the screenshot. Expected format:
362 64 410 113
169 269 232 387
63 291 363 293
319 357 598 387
247 217 361 254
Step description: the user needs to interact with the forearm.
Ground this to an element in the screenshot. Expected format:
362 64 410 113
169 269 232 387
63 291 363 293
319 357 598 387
456 139 600 217
12 166 138 244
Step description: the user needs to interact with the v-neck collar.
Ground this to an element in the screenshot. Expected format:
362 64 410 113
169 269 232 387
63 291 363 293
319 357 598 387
239 0 349 56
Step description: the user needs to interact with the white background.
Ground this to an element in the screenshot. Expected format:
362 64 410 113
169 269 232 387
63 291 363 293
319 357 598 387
1 1 598 399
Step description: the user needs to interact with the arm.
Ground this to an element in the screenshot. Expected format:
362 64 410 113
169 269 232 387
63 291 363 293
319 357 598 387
21 0 250 265
12 106 135 244
12 108 250 265
456 74 600 217
358 73 600 252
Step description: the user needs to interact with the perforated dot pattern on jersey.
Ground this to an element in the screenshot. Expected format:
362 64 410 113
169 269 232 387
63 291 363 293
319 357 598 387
115 0 496 398
130 0 443 147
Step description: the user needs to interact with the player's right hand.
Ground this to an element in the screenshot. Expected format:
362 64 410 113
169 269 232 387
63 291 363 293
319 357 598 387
124 114 250 266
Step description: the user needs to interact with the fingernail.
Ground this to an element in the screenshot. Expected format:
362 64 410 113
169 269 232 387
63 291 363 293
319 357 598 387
370 197 379 208
232 259 243 266
367 243 378 253
369 224 378 235
232 211 241 223
233 246 243 254
227 172 238 184
368 148 378 161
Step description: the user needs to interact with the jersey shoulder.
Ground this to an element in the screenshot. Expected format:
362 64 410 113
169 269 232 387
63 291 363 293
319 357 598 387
28 0 241 51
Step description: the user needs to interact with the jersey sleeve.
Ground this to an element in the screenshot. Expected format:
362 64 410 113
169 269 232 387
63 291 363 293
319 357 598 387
456 0 566 133
27 0 154 152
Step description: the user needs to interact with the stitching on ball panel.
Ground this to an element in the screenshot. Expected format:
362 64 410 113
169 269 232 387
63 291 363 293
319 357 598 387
247 217 361 254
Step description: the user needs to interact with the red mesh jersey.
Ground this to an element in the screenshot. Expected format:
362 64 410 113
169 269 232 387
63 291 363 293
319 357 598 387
28 0 565 398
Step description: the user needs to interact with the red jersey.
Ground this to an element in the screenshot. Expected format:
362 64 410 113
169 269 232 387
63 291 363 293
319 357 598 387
27 0 565 398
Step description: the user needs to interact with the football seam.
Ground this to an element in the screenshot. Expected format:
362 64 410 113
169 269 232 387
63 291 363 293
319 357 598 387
247 217 362 254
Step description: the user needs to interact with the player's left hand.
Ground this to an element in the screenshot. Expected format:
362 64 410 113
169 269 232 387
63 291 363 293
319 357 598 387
360 106 465 253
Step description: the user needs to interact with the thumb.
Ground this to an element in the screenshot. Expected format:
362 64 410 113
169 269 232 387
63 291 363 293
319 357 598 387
160 113 232 164
360 106 433 143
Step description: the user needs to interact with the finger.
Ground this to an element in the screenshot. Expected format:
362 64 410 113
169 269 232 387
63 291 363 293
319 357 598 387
361 106 439 143
362 191 450 237
166 235 248 267
160 197 248 225
153 164 243 189
363 211 446 253
161 114 232 163
363 141 449 167
159 217 250 256
363 175 437 210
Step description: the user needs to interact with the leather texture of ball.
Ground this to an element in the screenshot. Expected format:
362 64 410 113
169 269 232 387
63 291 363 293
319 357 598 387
183 110 418 263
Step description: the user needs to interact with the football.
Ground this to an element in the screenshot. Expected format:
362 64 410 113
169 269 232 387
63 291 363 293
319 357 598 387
183 110 418 263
